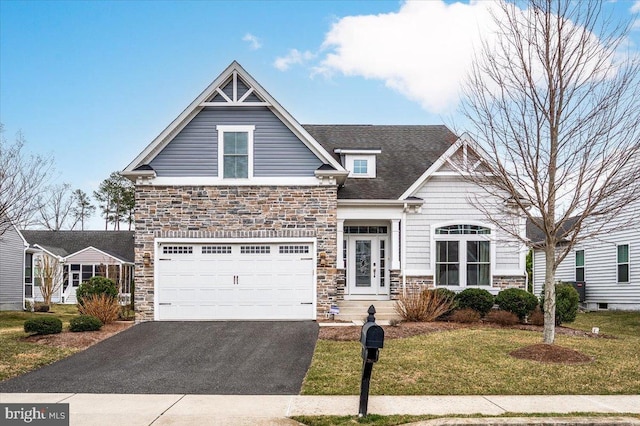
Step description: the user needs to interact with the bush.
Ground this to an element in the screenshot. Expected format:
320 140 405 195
450 308 481 323
24 317 62 335
69 315 103 332
529 306 544 326
394 289 455 322
455 288 494 316
485 310 519 326
34 303 50 313
495 288 538 321
540 282 580 325
76 276 118 306
78 294 120 324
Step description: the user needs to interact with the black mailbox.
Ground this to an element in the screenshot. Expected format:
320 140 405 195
361 322 384 349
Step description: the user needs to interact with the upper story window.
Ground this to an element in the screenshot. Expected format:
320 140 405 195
334 149 380 178
217 125 255 179
617 244 629 283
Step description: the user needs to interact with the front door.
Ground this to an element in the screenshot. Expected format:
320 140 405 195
347 236 388 296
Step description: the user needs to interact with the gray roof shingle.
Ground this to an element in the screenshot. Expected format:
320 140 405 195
303 125 457 199
20 231 135 263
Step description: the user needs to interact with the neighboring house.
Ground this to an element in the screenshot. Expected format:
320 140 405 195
123 61 527 322
529 195 640 312
21 231 135 305
0 222 29 311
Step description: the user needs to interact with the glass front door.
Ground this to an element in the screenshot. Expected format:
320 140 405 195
347 236 388 296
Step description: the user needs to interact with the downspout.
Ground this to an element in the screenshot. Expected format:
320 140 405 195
402 204 407 297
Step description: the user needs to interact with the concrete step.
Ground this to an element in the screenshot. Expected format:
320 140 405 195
333 300 400 322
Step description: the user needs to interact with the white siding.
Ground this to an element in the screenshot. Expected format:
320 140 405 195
0 225 25 310
406 174 523 275
533 196 640 309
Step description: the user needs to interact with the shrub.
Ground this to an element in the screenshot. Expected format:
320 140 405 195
394 289 455 322
540 282 580 325
450 308 481 323
34 303 50 313
78 294 120 324
485 310 519 326
76 276 118 307
495 288 538 321
529 306 544 326
69 315 103 332
24 317 62 335
455 288 494 316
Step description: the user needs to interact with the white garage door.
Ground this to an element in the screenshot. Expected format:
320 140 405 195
156 242 315 320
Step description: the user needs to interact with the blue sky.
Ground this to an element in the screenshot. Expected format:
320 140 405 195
1 0 638 229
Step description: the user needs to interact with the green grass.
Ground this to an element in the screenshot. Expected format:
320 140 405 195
570 310 640 338
0 304 80 382
292 413 640 426
302 311 640 395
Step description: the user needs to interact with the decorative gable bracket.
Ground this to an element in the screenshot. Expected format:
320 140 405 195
200 70 271 107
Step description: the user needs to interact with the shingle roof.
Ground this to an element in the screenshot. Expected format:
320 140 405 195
303 125 457 199
526 217 580 247
20 231 135 263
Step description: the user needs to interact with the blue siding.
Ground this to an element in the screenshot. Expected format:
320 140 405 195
150 107 322 177
0 225 24 310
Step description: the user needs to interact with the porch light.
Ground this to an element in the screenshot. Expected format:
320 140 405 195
143 252 151 266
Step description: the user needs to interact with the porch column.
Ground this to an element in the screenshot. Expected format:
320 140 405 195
391 219 400 270
337 219 345 269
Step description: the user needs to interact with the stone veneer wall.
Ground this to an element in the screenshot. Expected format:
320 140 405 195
389 274 525 298
134 185 337 321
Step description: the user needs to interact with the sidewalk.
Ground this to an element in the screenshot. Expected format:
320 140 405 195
1 393 639 426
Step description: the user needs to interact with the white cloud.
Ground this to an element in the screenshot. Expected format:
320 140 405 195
631 1 640 13
242 33 262 50
315 1 497 114
274 49 316 71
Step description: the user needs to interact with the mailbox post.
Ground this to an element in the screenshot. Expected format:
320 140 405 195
359 305 384 417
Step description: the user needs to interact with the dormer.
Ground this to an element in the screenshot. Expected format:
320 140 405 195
334 148 381 178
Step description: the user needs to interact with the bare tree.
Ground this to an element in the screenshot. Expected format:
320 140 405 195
37 183 76 230
36 255 65 306
70 189 96 230
0 125 54 235
459 0 640 344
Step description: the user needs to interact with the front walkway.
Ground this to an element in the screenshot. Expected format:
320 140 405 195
2 393 639 425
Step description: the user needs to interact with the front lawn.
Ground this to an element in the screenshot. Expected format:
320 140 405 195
0 304 80 382
302 311 640 395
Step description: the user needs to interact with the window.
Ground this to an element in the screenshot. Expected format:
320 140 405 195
436 241 459 286
353 159 368 175
163 246 193 255
240 245 270 254
217 125 254 179
467 241 490 286
617 244 629 283
202 246 232 254
435 224 492 287
575 250 585 282
345 154 376 178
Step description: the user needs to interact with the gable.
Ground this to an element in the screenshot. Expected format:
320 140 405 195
149 106 323 178
124 61 345 182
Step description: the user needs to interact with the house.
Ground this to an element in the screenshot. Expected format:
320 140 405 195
21 231 135 305
529 185 640 311
122 61 527 322
0 222 29 311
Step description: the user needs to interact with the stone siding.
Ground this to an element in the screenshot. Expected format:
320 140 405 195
134 185 337 321
492 276 527 290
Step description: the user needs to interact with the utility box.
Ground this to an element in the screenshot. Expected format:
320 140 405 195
572 281 586 303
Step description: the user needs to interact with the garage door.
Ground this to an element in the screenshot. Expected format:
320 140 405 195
156 242 315 320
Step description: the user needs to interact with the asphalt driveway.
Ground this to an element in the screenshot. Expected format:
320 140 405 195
0 321 319 394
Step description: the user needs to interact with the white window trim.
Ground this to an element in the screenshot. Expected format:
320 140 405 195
617 243 630 283
217 125 255 179
431 221 495 288
345 154 376 178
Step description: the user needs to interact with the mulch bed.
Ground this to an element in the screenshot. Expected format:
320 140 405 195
23 321 134 350
509 343 594 364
